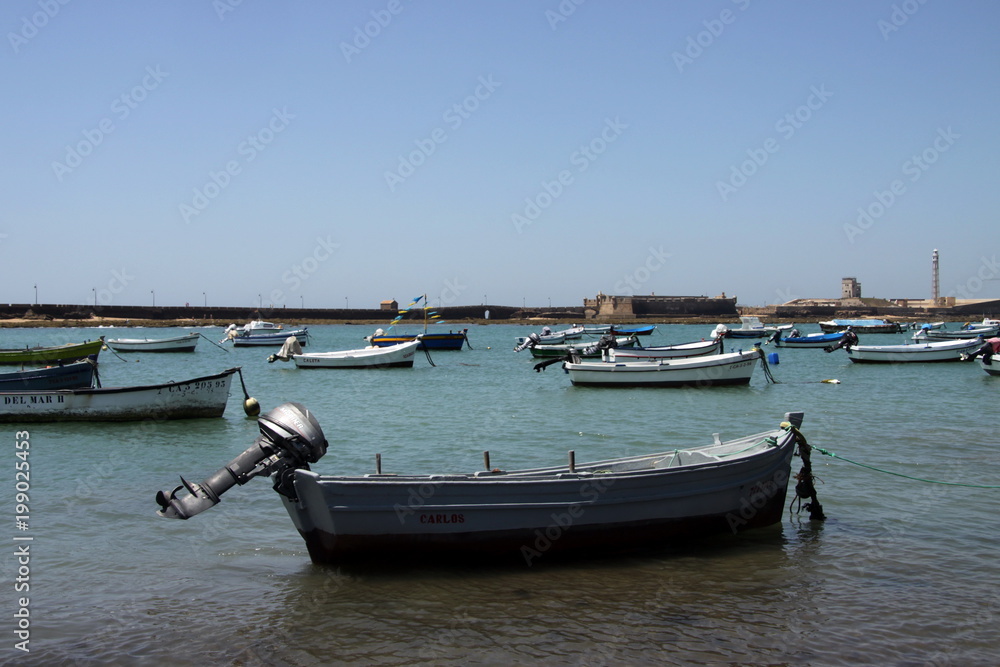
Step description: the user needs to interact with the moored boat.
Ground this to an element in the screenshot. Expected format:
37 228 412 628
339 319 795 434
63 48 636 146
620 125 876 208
562 349 763 387
583 324 657 336
156 403 821 565
0 358 98 391
368 330 468 350
844 338 983 363
291 339 422 369
603 338 723 360
0 338 104 365
818 319 903 334
770 331 847 349
0 367 245 422
524 335 639 358
912 324 999 341
227 328 309 347
106 332 200 353
712 317 791 340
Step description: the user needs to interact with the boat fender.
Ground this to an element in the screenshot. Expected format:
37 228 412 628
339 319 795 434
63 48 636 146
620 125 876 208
767 352 779 365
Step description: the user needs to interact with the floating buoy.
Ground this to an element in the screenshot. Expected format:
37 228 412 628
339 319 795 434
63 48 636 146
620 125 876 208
243 396 260 416
767 352 779 365
821 379 841 384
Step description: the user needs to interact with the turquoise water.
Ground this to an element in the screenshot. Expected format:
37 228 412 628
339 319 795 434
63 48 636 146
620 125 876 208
2 323 998 665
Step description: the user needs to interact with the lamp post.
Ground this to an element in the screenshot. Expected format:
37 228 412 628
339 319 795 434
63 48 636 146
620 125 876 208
33 284 37 305
300 296 304 309
151 290 155 307
92 288 96 307
258 294 262 309
203 292 206 307
345 297 348 310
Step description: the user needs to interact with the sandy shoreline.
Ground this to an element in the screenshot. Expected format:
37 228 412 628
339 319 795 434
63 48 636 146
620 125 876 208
0 316 735 329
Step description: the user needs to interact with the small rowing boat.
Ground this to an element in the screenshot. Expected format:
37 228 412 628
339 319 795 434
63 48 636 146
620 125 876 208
106 332 200 353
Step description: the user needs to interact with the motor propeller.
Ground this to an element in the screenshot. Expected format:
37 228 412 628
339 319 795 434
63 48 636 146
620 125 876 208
155 402 328 520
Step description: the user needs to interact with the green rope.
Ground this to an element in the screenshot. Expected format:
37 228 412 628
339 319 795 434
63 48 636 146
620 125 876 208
814 446 1000 489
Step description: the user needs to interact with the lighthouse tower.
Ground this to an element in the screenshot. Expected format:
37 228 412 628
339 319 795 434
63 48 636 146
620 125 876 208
931 249 940 305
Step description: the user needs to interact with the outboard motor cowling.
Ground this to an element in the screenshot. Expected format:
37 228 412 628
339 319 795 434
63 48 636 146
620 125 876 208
155 402 327 520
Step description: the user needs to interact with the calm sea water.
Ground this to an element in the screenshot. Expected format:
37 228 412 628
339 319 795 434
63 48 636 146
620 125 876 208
2 323 998 666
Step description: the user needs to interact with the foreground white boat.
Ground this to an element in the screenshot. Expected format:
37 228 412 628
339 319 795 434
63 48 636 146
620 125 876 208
157 404 822 565
106 332 200 353
845 338 984 363
0 367 242 422
563 350 762 387
980 359 1000 376
292 340 421 369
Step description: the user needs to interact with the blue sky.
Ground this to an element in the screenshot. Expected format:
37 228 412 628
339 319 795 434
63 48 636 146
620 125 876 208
3 0 998 311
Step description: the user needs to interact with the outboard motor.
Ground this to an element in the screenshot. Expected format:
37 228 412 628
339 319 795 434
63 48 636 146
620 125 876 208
824 327 858 353
514 332 541 352
155 402 327 520
267 335 303 363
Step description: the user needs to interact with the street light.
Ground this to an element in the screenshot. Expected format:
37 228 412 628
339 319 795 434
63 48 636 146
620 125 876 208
151 290 155 307
300 296 304 309
34 284 37 305
345 297 348 310
203 292 206 307
92 288 96 307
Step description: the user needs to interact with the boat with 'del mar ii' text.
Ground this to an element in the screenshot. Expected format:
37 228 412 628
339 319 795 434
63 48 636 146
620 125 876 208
0 367 253 422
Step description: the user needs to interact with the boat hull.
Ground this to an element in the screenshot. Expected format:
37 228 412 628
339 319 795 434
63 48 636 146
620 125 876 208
608 339 723 360
0 368 237 422
563 350 760 387
527 336 638 358
845 338 983 363
773 332 845 348
107 333 200 353
0 361 97 391
819 320 902 334
0 339 104 365
583 325 656 336
292 341 419 369
280 420 799 564
913 325 999 341
981 359 1000 376
370 331 467 350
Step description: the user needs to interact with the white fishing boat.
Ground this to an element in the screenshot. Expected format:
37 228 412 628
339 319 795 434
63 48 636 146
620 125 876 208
818 318 903 334
912 324 999 341
562 350 763 387
156 403 822 565
0 367 245 422
225 327 309 347
712 317 792 340
515 331 566 347
106 332 200 353
844 338 984 363
521 335 639 358
292 339 422 369
604 338 723 360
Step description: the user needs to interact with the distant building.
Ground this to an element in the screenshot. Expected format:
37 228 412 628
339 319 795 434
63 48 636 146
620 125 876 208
380 299 398 311
583 292 737 319
841 277 861 299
